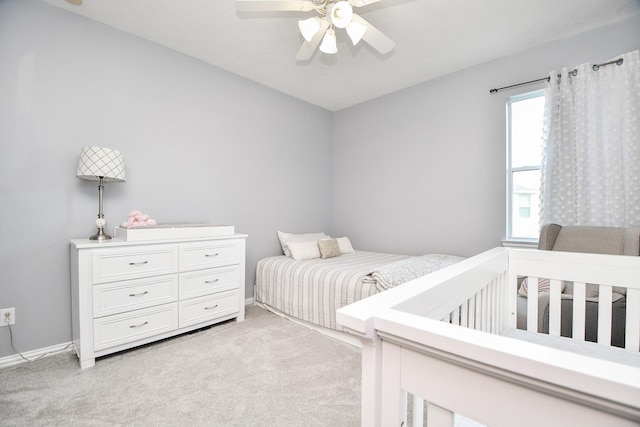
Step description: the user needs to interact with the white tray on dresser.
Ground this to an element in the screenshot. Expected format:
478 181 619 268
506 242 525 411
70 232 247 369
114 224 235 241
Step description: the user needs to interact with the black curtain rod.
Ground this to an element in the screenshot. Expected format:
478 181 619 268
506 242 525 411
489 58 624 94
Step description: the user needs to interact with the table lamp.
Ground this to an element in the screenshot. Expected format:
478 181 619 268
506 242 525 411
76 146 126 240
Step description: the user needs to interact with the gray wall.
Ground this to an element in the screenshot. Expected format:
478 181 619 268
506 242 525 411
1 0 639 359
332 14 640 257
0 0 332 357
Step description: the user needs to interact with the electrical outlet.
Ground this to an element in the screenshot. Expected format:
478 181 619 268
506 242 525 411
0 308 15 326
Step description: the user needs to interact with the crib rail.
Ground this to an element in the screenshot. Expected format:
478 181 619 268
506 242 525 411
512 249 640 350
393 252 510 335
337 247 640 427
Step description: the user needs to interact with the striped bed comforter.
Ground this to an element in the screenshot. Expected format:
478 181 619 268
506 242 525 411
255 251 463 331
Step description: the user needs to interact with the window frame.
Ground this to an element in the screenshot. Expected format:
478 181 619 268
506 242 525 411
506 89 545 243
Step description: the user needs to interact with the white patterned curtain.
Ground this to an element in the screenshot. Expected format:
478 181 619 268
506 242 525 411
540 50 640 227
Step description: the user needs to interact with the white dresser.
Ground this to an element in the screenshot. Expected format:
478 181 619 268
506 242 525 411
70 234 247 369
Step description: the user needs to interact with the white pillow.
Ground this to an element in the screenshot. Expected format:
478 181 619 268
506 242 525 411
518 277 551 297
336 236 355 254
518 278 566 297
277 231 327 257
288 240 322 260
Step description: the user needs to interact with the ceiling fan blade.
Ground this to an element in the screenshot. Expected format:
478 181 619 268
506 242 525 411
65 0 82 5
236 0 316 12
296 18 331 61
351 14 395 54
349 0 383 7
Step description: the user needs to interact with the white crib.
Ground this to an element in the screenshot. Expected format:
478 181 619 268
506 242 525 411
337 247 640 426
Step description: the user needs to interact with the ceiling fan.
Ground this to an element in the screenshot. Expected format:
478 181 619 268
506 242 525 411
236 0 395 60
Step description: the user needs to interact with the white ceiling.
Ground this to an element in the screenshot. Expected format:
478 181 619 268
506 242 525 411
43 0 640 111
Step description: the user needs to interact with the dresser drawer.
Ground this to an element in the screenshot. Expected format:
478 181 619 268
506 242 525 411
179 241 240 271
179 267 239 300
93 303 178 351
93 275 178 318
92 245 179 283
179 290 238 328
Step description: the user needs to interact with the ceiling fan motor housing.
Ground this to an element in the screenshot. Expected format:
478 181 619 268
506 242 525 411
330 1 354 28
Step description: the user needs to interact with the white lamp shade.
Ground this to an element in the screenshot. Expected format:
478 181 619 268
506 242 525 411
319 28 337 54
346 20 367 45
298 16 321 42
330 1 353 29
76 146 126 182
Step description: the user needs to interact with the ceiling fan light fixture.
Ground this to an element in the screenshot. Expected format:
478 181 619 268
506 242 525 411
235 0 396 59
346 19 367 45
298 16 321 42
319 28 338 54
330 1 353 29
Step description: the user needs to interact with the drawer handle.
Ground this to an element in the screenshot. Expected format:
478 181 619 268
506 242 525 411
205 253 219 258
129 291 149 297
129 321 149 329
129 261 149 266
205 279 220 284
204 305 219 311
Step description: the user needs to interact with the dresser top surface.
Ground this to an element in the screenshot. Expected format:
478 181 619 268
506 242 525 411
70 233 247 249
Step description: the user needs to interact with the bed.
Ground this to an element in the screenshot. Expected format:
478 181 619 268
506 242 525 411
337 247 640 426
255 232 464 333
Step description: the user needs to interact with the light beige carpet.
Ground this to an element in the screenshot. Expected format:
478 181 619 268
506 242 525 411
0 305 361 426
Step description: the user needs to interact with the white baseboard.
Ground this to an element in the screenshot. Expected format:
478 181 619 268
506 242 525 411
1 301 255 370
0 341 74 370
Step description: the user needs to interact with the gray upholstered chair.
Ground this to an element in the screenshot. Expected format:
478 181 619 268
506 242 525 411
538 223 640 256
517 224 640 347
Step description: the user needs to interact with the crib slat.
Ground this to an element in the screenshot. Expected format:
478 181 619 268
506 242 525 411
548 279 562 336
490 278 497 333
452 307 460 326
461 302 468 328
489 282 495 332
626 288 640 351
597 285 613 346
500 272 509 331
481 287 489 332
413 395 424 426
493 280 498 332
475 292 481 330
492 278 500 333
527 278 539 332
488 286 492 326
475 293 482 331
426 402 454 427
573 282 587 341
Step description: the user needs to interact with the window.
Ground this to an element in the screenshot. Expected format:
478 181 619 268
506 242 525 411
518 194 531 218
507 90 545 241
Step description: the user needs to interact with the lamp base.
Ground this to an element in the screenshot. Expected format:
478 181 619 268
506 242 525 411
89 227 112 241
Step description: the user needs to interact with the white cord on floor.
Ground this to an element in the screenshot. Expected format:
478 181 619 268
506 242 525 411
7 323 74 362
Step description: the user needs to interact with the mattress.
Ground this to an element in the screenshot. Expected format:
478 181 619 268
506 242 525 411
256 251 410 330
256 251 465 331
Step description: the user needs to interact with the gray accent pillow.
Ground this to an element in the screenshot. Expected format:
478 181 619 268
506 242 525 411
318 238 341 259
